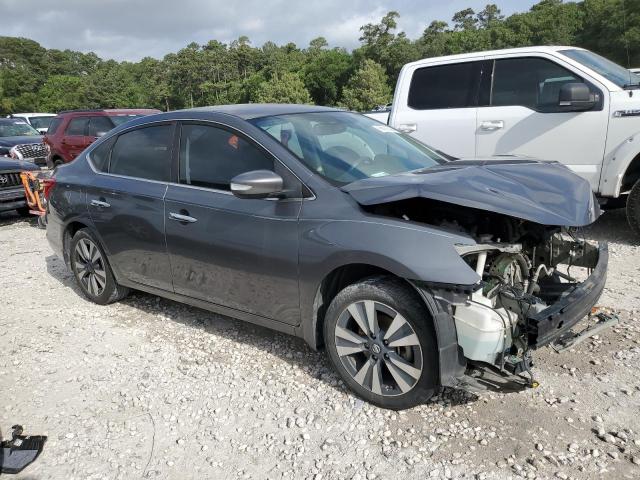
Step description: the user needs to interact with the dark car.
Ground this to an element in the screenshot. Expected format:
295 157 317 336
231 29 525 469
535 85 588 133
46 105 607 409
0 157 39 215
44 108 161 168
0 118 47 166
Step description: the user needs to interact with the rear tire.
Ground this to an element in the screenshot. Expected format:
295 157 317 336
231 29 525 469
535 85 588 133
69 228 129 304
324 276 438 410
627 179 640 237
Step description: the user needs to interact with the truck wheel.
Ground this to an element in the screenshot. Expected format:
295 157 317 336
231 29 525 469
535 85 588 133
324 276 438 410
627 179 640 237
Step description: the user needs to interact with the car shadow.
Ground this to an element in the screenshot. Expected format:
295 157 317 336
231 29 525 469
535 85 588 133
44 254 478 409
0 210 39 228
583 208 639 246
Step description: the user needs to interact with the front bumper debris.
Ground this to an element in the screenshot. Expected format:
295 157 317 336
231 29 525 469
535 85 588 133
527 242 608 348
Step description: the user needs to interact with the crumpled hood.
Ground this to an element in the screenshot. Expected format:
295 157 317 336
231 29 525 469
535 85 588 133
341 158 600 227
0 135 44 148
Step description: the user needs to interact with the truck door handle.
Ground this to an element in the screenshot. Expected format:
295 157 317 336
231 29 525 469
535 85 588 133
397 123 417 133
90 199 110 208
480 120 504 131
169 212 198 223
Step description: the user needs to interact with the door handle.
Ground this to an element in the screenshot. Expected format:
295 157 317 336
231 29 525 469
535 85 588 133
480 120 504 131
169 212 198 223
397 123 417 133
90 199 110 208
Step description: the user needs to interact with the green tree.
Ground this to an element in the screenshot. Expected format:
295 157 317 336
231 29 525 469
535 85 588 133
453 8 477 31
339 59 391 111
253 72 312 104
37 75 89 111
304 48 352 105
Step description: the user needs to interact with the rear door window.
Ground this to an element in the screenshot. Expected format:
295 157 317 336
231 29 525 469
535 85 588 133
109 124 174 181
65 118 88 136
408 61 483 110
47 118 63 135
88 116 115 137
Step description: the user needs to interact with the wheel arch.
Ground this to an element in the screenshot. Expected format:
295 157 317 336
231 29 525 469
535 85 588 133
304 263 438 352
62 220 91 267
621 151 640 193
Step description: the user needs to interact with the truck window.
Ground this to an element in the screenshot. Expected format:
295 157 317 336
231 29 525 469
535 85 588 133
491 57 583 111
408 61 483 110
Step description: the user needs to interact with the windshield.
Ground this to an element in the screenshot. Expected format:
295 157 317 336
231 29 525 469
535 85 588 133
561 48 640 87
28 116 54 130
0 120 41 137
250 111 446 185
109 115 145 126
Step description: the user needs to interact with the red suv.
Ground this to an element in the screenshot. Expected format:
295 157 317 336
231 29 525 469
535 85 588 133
44 109 161 167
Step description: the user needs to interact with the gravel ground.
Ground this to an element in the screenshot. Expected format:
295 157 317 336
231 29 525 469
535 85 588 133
0 209 639 480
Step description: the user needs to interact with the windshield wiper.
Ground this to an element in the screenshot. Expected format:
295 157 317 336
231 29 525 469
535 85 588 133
623 82 640 90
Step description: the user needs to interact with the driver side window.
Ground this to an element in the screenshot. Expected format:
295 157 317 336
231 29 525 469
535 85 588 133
179 123 274 191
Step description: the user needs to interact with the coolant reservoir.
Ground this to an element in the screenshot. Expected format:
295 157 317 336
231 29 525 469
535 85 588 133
454 293 517 364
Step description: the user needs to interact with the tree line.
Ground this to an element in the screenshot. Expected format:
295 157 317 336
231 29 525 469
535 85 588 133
0 0 638 115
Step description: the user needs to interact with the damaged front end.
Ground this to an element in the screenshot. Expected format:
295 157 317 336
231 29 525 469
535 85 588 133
451 230 607 389
361 194 608 393
344 159 611 392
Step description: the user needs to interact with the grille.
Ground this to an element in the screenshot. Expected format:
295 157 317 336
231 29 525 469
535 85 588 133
0 171 22 190
14 143 47 160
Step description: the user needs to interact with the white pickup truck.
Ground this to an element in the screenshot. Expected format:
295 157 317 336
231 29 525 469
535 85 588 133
365 46 640 235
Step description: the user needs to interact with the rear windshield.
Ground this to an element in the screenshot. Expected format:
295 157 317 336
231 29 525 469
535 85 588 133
0 120 41 137
29 116 54 130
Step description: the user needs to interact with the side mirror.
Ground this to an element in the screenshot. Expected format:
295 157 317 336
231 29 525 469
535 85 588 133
230 170 283 199
559 83 596 111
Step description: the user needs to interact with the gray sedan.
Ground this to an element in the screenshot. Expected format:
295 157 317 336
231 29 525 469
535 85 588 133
46 104 606 409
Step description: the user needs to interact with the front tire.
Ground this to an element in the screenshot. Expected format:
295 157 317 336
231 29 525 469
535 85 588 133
627 179 640 237
324 276 438 410
69 228 129 304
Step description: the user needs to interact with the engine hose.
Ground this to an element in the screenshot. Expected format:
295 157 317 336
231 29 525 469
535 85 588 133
527 264 554 295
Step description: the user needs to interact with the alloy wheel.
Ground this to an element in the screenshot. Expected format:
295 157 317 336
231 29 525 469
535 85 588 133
334 300 423 397
74 238 107 297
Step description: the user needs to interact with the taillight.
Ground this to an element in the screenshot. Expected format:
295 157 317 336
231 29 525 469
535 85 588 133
42 177 56 199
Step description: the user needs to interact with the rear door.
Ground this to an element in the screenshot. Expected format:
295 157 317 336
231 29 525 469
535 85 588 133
62 117 90 160
390 60 488 158
164 121 302 325
87 123 175 291
475 55 609 189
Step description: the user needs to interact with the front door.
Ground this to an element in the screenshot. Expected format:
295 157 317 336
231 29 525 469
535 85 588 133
164 122 302 325
390 60 488 158
475 56 609 189
87 123 175 291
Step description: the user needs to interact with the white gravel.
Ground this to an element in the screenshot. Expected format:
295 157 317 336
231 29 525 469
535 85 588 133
0 209 639 479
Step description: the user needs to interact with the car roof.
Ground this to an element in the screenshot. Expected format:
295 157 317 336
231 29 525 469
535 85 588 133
58 108 161 117
405 45 584 68
185 103 339 120
0 118 33 124
11 113 56 117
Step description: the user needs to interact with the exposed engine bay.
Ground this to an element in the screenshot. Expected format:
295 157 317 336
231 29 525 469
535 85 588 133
365 198 606 382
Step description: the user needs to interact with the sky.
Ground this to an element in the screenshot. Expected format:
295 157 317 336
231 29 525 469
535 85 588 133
0 0 541 61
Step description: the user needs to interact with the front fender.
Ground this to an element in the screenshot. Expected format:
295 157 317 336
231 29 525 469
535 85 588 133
297 218 479 347
600 132 640 197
